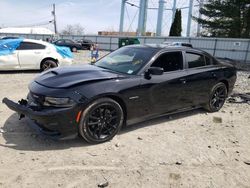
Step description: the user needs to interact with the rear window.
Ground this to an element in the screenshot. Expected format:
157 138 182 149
17 42 46 50
65 39 74 43
205 56 211 65
55 40 64 44
186 52 205 68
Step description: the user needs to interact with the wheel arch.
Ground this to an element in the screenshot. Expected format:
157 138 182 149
218 79 229 92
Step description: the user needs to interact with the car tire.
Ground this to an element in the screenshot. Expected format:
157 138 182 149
71 47 77 52
79 98 124 144
204 82 228 112
41 60 57 71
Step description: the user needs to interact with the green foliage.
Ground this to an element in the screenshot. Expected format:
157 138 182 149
169 9 182 36
194 0 250 38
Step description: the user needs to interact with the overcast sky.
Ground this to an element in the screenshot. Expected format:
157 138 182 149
0 0 200 36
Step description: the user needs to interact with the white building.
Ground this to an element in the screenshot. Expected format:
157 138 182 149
0 27 55 35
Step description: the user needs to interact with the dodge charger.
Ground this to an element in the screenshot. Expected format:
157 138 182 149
3 44 237 144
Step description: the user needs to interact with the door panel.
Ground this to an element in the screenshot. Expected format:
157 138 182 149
139 70 188 116
185 66 223 106
18 50 44 69
0 52 20 70
184 51 222 106
16 42 46 69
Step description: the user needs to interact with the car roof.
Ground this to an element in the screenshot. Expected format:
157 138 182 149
126 44 210 56
23 39 52 47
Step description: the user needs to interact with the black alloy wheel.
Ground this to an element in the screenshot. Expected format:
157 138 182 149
205 82 228 112
41 60 57 71
79 98 124 144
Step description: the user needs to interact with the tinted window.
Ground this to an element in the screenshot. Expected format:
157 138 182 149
151 52 183 72
205 56 211 65
186 52 205 68
82 40 91 44
55 40 64 44
17 42 46 50
65 39 73 43
212 58 218 65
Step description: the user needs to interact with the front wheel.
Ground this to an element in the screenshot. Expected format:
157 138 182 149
79 98 124 144
204 82 228 112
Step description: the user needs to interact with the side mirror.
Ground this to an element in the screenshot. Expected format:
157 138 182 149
144 67 164 79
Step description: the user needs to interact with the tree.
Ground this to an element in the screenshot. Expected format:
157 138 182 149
194 0 250 38
169 9 182 36
61 24 85 35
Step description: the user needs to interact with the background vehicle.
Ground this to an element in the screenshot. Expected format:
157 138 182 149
3 45 236 144
118 37 140 48
0 36 20 40
53 39 82 52
76 39 93 50
0 39 73 71
162 41 193 48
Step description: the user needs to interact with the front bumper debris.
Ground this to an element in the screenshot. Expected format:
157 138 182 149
2 97 79 139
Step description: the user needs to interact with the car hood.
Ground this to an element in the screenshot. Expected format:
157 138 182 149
35 65 121 88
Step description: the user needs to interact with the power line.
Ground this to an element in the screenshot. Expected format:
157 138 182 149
7 21 53 28
127 9 139 32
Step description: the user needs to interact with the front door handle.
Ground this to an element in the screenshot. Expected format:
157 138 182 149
179 78 186 84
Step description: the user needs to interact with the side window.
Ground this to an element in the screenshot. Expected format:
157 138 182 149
186 52 205 68
151 51 183 72
212 58 218 65
65 39 73 43
55 40 64 44
205 56 211 65
17 42 46 50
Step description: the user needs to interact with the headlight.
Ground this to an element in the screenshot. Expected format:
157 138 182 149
43 97 75 107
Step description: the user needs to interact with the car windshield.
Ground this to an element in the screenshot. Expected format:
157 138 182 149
95 47 158 75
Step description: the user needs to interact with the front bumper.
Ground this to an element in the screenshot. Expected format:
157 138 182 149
2 98 79 139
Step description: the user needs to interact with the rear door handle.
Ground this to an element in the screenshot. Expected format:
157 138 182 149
211 72 217 78
179 78 186 84
34 51 41 54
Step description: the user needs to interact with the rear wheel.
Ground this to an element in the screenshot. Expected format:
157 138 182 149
71 47 77 52
40 60 57 71
79 98 124 144
204 82 227 112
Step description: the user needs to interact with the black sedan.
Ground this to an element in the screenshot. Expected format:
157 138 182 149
53 39 82 52
3 44 237 144
76 39 93 50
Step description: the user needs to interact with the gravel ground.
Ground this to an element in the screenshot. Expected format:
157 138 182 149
0 51 250 188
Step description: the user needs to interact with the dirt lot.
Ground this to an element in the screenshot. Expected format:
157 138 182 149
0 51 250 188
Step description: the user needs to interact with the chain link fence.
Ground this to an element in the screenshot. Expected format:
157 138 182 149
0 33 249 62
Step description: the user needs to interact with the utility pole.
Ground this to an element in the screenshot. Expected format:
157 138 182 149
196 0 204 36
186 0 193 37
119 0 127 34
52 4 57 34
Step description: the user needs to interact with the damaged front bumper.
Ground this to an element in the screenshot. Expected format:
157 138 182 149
2 98 79 139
